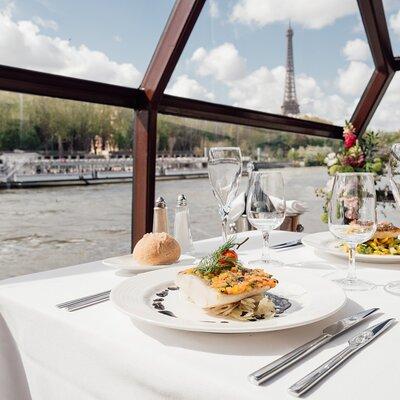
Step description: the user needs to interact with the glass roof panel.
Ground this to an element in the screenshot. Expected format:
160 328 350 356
168 0 374 127
367 74 400 133
0 0 175 87
383 0 400 56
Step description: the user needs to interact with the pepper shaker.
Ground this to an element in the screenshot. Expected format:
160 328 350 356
153 196 169 233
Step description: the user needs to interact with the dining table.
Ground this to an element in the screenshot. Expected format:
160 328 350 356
0 230 398 400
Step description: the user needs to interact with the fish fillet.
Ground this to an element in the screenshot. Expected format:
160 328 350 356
176 272 272 308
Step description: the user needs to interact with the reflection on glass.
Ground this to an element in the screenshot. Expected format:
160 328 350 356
246 171 286 266
329 173 376 291
385 144 400 295
208 147 242 242
389 143 400 206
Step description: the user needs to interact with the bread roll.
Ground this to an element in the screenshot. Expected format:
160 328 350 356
132 232 181 266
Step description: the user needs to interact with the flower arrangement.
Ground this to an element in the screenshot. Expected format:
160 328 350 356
317 121 384 223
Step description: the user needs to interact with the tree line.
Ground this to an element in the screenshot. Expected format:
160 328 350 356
1 91 397 160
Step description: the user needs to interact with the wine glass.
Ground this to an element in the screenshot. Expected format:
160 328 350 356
246 171 286 266
384 144 400 295
208 147 242 242
328 173 377 291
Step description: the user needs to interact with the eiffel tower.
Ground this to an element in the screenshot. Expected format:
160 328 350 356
281 22 300 116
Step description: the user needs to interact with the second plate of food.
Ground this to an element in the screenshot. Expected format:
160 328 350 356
110 266 346 333
302 231 400 264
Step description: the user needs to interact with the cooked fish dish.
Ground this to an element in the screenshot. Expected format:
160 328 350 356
176 238 278 321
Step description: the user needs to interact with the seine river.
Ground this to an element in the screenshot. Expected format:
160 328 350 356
0 166 344 279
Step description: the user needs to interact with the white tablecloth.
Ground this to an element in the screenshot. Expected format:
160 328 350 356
0 230 399 400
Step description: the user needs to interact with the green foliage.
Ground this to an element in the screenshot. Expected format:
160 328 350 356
0 91 396 163
359 131 380 160
0 92 134 155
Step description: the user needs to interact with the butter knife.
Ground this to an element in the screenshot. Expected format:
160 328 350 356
270 239 302 249
288 318 396 397
248 307 378 385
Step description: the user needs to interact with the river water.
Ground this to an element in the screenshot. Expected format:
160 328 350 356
0 167 340 279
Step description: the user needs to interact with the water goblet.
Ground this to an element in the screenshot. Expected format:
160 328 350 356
328 172 377 291
208 147 242 242
246 171 286 266
384 144 400 295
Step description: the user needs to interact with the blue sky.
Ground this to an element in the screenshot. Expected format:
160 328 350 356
1 0 400 130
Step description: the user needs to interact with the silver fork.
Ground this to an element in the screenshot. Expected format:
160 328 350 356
57 290 111 311
67 293 110 312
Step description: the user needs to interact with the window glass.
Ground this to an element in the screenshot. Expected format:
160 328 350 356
365 75 400 226
156 114 338 240
383 0 400 56
0 0 174 86
168 0 373 126
0 91 134 279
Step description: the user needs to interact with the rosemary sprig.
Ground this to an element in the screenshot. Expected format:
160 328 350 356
194 236 248 275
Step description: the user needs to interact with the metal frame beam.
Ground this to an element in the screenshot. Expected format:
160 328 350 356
0 64 146 109
140 0 206 107
352 0 396 135
132 109 158 244
132 0 206 246
351 70 394 134
160 94 343 139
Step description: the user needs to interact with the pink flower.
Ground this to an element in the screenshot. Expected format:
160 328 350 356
341 153 365 168
344 132 357 149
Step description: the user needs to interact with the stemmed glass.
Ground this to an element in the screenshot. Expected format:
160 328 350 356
246 171 286 266
329 173 377 291
384 144 400 295
208 147 242 242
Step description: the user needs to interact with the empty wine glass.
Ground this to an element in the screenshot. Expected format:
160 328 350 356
208 147 242 242
384 144 400 295
246 171 286 266
329 173 377 291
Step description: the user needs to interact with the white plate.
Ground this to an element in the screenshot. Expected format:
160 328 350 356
102 254 196 273
110 267 346 333
302 231 400 264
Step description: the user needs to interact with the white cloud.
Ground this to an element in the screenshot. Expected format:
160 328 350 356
230 0 357 29
0 7 141 87
190 43 246 81
390 10 400 37
337 61 372 96
166 75 215 101
209 0 219 18
369 74 400 131
342 39 370 61
228 66 286 112
113 35 122 43
32 16 58 30
226 65 347 122
191 47 207 62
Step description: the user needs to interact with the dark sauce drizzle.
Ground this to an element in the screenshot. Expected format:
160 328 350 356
158 310 177 318
151 286 292 322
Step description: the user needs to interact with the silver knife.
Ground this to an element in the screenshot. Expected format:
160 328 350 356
288 318 396 397
248 308 379 385
271 239 302 249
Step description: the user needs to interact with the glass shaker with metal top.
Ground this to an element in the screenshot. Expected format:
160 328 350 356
173 194 195 254
153 196 169 233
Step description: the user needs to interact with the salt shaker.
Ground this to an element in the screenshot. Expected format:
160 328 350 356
173 194 195 254
153 196 169 233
